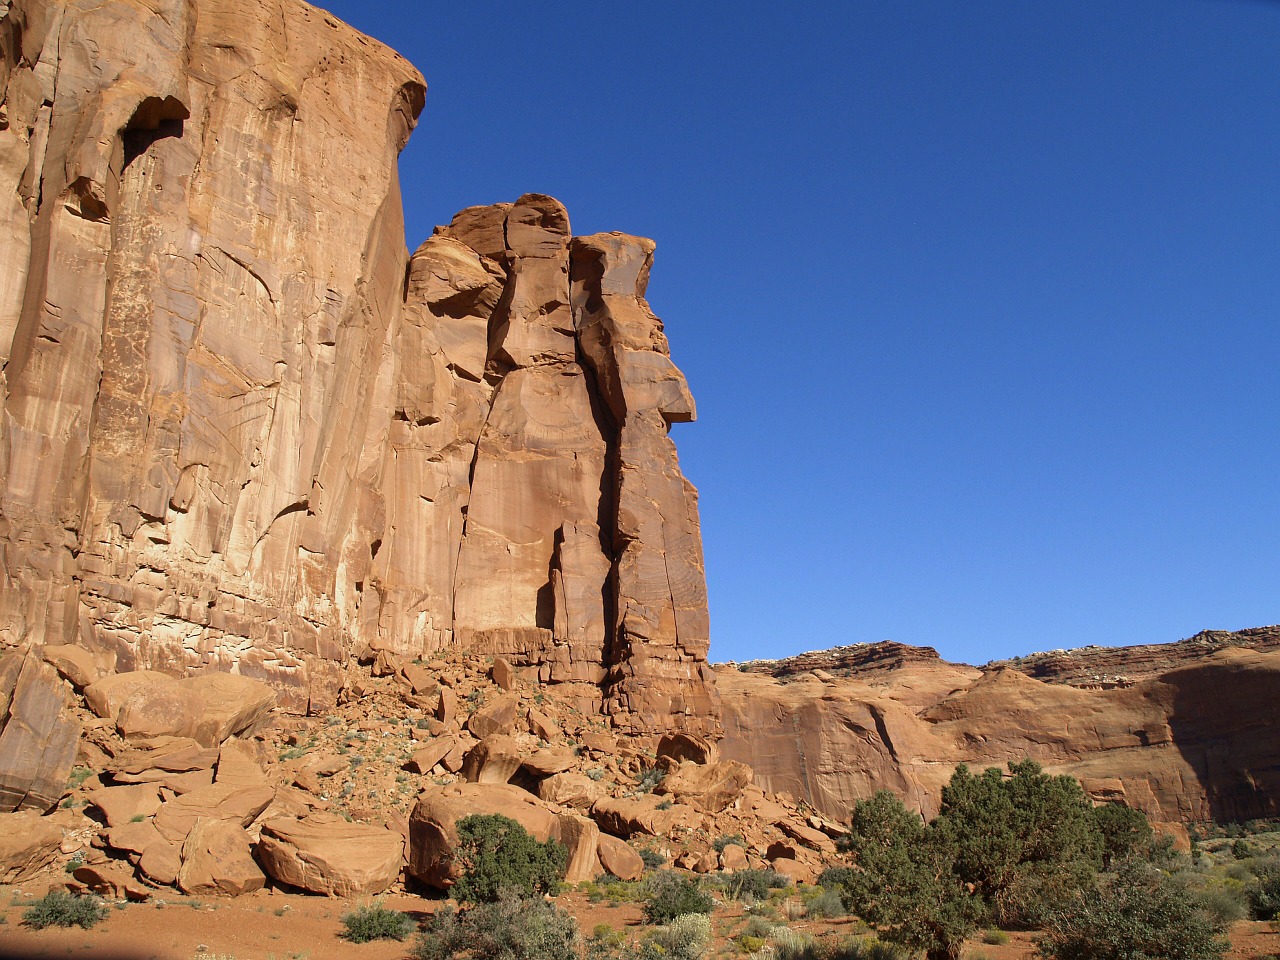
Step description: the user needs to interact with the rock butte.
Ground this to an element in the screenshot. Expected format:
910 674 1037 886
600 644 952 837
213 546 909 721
0 0 716 736
0 0 1279 903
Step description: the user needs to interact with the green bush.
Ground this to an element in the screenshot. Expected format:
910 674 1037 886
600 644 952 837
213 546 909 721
643 873 714 924
22 890 108 930
1038 859 1228 960
1092 802 1154 869
1249 857 1280 920
340 903 416 942
638 847 666 870
451 813 567 904
413 895 579 960
981 929 1009 945
801 886 846 919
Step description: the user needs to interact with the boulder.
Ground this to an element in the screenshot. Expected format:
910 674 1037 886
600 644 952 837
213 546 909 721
537 772 602 809
73 862 152 900
596 833 644 881
719 843 749 871
558 814 601 884
406 737 456 775
461 735 524 784
527 708 560 742
522 748 576 777
491 658 517 691
769 857 813 885
0 809 63 881
655 759 752 813
153 782 274 843
40 645 103 689
84 671 173 722
178 819 265 896
138 839 182 885
86 783 163 826
256 816 403 897
104 820 165 856
591 795 680 838
0 650 81 812
776 819 837 854
466 694 519 739
114 673 276 747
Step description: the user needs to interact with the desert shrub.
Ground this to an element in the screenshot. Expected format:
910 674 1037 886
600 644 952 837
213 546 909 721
412 895 579 960
638 847 666 869
1249 857 1280 920
635 766 665 793
801 886 847 918
981 929 1009 945
742 913 775 939
1092 802 1154 869
643 872 714 924
22 890 108 930
1038 859 1228 960
723 867 789 902
1233 838 1255 860
340 902 416 942
1193 878 1249 926
451 813 567 903
713 833 746 853
650 913 712 960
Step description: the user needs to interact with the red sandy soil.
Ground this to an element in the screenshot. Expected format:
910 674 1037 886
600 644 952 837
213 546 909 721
0 886 1276 960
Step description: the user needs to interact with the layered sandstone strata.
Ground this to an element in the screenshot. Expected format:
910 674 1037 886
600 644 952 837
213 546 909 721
718 629 1280 825
0 0 716 735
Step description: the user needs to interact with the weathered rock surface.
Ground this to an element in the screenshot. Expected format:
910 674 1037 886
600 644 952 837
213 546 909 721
177 818 265 896
720 630 1280 824
0 648 80 811
256 816 403 897
0 808 63 880
0 0 716 736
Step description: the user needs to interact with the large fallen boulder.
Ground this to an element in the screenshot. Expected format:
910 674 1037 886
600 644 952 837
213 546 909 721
0 649 81 812
596 833 644 881
178 818 265 896
407 783 597 889
655 759 752 814
106 672 276 747
256 816 404 897
0 809 63 881
460 735 524 784
592 794 689 838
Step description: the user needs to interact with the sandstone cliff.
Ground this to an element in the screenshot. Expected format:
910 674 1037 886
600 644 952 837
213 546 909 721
0 0 715 736
718 629 1280 825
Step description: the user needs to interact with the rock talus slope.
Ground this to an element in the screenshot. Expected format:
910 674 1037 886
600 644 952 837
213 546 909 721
0 0 716 736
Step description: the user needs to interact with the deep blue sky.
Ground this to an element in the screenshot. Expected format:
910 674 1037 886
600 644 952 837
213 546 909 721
314 0 1280 666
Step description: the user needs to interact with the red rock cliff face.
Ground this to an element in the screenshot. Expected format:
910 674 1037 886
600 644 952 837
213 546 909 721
0 0 717 735
718 631 1280 824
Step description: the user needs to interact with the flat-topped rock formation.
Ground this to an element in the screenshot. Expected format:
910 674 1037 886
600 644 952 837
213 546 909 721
0 0 715 736
718 628 1280 826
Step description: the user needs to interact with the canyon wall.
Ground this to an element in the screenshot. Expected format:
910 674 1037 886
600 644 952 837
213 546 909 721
0 0 716 735
718 629 1280 824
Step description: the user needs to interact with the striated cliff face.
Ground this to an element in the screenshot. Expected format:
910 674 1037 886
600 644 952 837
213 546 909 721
718 629 1280 825
0 0 716 735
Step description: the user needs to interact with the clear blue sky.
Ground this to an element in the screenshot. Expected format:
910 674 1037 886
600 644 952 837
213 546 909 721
314 0 1280 666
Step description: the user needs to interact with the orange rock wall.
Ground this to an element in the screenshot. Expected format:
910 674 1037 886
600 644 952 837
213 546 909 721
0 0 716 734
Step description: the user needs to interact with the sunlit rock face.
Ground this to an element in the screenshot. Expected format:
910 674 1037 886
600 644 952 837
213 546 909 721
0 0 717 735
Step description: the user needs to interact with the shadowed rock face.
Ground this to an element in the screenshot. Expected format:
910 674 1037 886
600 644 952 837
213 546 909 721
0 0 717 735
718 629 1280 825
